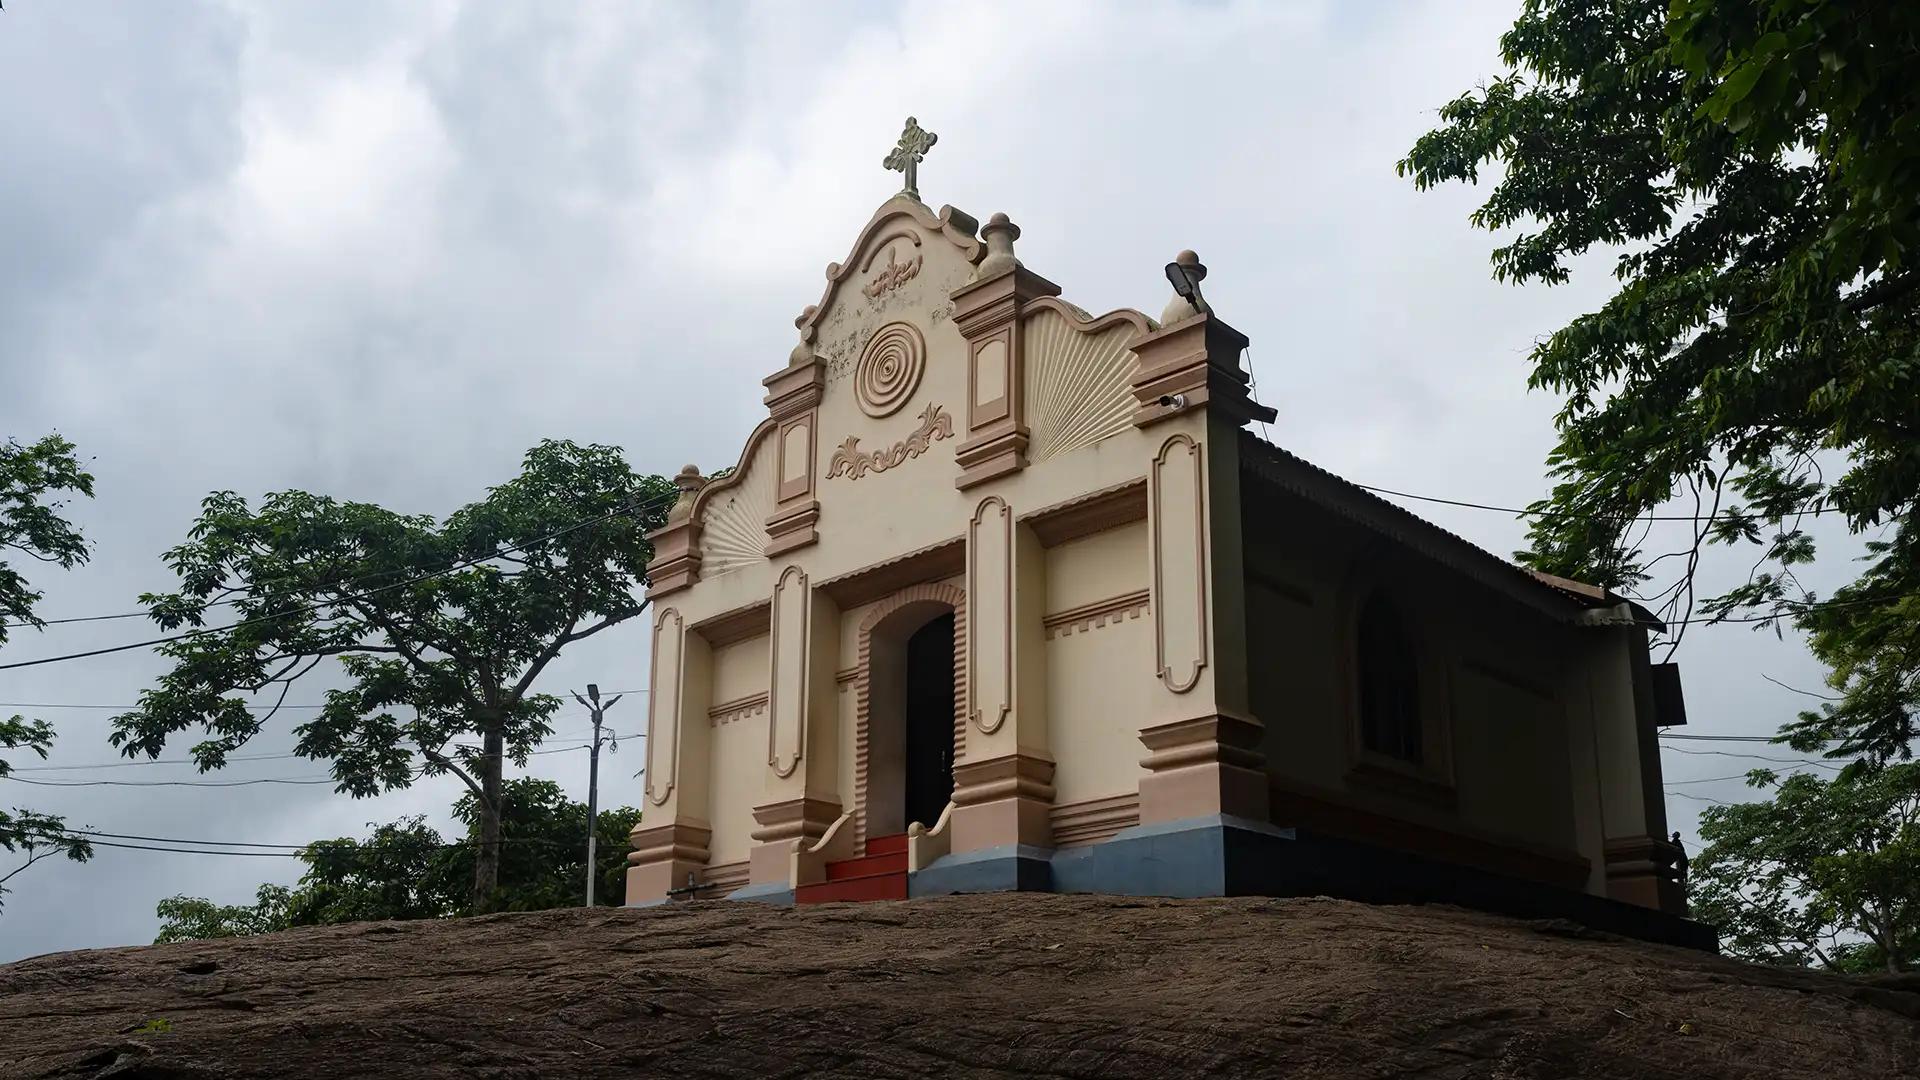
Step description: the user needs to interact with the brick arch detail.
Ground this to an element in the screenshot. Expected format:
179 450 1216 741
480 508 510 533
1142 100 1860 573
854 581 967 854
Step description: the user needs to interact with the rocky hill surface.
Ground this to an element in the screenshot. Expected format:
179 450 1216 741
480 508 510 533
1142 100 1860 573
3 893 1916 1078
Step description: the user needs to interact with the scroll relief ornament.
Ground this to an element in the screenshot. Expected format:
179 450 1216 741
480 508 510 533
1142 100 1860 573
854 321 925 418
862 247 921 298
825 402 954 482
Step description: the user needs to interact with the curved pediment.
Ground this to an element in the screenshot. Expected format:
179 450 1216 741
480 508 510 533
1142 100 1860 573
796 196 984 348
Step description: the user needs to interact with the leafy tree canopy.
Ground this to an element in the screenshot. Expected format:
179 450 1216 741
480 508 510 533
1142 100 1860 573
1690 763 1919 973
0 434 96 910
112 439 672 909
154 777 642 942
1401 0 1920 762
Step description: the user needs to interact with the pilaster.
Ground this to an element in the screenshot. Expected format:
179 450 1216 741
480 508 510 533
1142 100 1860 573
1134 420 1270 825
626 607 715 902
948 214 1061 490
952 495 1054 851
642 467 708 599
1582 611 1686 913
746 566 844 886
762 312 826 556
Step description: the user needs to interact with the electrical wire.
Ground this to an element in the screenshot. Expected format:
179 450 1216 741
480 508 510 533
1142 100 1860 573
51 827 602 852
1659 744 1845 770
0 486 682 671
1353 484 1836 523
7 467 1843 634
2 774 339 788
8 741 594 775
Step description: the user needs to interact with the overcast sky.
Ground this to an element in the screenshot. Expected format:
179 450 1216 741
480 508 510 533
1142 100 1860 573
0 0 1859 961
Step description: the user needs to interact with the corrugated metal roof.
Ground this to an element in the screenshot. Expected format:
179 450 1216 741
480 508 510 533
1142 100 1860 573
1237 432 1660 630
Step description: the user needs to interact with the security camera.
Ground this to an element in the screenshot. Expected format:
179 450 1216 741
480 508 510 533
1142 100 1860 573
1157 393 1188 409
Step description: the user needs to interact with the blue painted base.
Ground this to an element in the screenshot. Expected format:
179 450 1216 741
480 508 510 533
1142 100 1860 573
1052 814 1296 897
900 815 1716 952
908 844 1052 897
726 881 795 906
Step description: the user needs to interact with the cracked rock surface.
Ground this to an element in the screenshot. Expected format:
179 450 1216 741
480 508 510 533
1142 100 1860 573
2 893 1917 1078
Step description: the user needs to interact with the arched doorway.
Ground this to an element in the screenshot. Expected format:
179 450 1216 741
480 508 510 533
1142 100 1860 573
855 583 966 851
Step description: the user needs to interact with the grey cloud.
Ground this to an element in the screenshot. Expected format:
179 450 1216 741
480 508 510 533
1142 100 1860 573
0 0 1850 959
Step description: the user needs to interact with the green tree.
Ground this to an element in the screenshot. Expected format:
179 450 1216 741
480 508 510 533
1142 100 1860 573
1690 763 1919 973
288 816 464 925
153 779 642 942
443 777 642 912
1399 0 1920 762
111 440 672 910
0 434 97 909
153 885 294 943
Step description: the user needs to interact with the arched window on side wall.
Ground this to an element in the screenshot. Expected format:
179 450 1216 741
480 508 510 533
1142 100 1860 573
1357 593 1421 765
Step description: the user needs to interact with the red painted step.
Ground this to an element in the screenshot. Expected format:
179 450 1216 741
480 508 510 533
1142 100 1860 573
795 833 911 904
795 869 907 904
826 850 906 880
865 833 907 855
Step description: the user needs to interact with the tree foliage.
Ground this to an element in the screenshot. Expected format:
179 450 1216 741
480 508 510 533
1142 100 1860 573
1690 763 1919 973
1401 0 1920 762
112 440 672 909
153 778 642 942
0 434 96 910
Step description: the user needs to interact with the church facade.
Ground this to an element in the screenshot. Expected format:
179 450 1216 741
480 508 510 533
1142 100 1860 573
627 127 1703 946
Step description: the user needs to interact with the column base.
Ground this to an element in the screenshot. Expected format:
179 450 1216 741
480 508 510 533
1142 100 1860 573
623 821 712 905
1604 835 1688 915
1136 713 1269 825
747 797 840 888
950 753 1055 853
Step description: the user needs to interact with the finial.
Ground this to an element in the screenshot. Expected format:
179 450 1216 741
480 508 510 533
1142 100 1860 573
790 305 818 366
975 212 1021 280
883 116 938 201
666 464 706 523
1161 249 1210 325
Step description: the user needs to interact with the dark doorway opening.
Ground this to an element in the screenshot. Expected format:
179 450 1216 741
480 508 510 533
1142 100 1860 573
903 612 956 830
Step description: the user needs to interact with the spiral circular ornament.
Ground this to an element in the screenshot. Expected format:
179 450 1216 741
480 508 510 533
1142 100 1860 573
854 322 925 418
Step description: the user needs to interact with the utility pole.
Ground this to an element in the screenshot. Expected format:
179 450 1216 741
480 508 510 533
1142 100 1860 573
571 683 622 907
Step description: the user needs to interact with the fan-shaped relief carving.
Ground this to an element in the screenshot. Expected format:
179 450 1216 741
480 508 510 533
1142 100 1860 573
855 322 925 418
1024 306 1144 463
698 442 776 578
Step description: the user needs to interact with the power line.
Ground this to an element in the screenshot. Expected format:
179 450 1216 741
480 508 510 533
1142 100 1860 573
51 826 598 851
1660 732 1813 743
0 486 682 672
1665 772 1806 786
2 694 642 711
79 838 303 857
1355 484 1835 523
1659 744 1845 771
7 466 1842 635
10 741 594 774
59 829 307 849
0 701 327 711
2 774 339 788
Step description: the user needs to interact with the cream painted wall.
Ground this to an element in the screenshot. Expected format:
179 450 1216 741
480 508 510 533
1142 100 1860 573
704 633 769 866
1044 520 1147 611
1042 523 1153 806
710 632 769 703
1046 617 1154 806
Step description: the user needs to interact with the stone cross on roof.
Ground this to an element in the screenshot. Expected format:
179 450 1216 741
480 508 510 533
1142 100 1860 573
883 116 938 200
